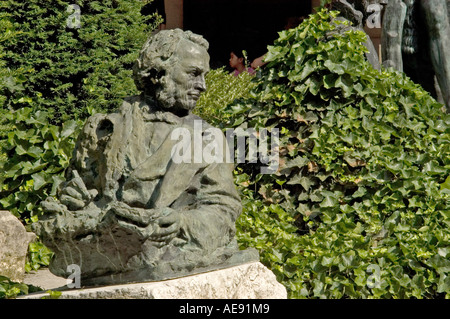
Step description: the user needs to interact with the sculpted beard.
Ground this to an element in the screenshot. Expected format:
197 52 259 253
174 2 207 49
155 74 194 113
155 74 177 110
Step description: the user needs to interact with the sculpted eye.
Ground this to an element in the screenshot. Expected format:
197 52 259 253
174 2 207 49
188 68 202 77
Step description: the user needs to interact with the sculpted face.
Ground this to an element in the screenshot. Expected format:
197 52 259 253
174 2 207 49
156 39 210 115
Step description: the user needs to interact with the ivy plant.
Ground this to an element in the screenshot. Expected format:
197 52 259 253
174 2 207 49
0 276 42 299
0 107 82 224
226 9 450 298
25 241 55 273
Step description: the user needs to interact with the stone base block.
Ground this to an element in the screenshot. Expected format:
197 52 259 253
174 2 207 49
19 262 287 299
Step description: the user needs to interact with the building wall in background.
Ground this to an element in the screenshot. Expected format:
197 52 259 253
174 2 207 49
162 0 382 67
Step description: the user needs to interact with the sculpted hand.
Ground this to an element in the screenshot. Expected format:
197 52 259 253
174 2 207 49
59 170 97 211
40 196 68 215
149 209 184 248
111 202 157 226
110 204 184 247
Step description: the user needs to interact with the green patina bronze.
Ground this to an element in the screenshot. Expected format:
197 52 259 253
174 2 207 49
330 0 449 112
382 0 450 112
33 29 258 287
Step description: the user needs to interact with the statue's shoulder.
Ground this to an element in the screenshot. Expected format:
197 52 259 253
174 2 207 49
186 113 215 130
119 95 143 113
83 95 142 127
79 95 144 144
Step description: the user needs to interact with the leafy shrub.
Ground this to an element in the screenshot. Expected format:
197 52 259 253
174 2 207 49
0 107 81 272
0 276 42 299
25 241 55 273
194 67 256 125
0 1 161 274
0 0 161 122
234 172 302 288
0 107 82 224
0 13 31 146
228 9 450 298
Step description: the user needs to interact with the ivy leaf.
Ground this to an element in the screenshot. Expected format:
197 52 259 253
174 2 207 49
340 251 356 270
324 60 345 75
320 191 338 208
437 274 450 293
284 156 310 169
61 120 79 139
441 176 450 191
287 174 316 191
31 172 48 191
426 255 450 273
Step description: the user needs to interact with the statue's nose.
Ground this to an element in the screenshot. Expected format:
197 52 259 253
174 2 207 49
195 76 206 92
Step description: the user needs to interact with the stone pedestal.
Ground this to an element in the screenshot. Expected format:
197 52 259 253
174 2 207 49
19 262 287 299
0 211 36 282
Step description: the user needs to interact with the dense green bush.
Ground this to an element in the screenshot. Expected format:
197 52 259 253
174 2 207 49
227 9 450 298
0 0 161 122
0 13 29 145
0 106 81 274
0 108 82 224
0 1 161 275
0 276 42 299
194 67 256 125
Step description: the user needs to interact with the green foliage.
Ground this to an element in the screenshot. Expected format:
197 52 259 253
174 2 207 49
0 0 162 123
0 276 42 299
0 0 161 274
0 67 32 154
0 107 82 223
40 290 62 299
194 67 256 125
228 9 450 298
319 0 332 7
0 14 29 143
234 174 302 289
25 241 55 272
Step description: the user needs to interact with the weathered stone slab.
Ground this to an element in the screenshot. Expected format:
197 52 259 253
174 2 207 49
19 262 287 299
0 211 36 282
23 268 69 291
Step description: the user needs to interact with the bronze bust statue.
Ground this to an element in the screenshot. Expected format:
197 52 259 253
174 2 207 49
33 29 258 286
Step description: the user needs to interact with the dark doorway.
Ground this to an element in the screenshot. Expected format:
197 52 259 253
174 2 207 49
184 0 312 69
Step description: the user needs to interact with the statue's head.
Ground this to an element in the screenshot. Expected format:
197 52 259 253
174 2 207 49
330 0 365 28
133 29 210 116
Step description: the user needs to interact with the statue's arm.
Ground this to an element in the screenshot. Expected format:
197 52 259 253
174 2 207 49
97 161 242 251
41 113 109 214
177 162 242 252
